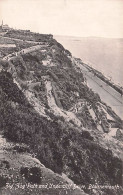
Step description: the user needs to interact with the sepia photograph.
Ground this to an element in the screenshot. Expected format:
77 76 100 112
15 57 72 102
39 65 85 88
0 0 123 194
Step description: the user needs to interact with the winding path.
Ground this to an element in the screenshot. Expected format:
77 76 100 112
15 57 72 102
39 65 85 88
3 44 48 61
45 80 82 127
0 35 45 45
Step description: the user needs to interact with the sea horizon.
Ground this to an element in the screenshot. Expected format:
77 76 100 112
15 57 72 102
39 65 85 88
55 35 123 87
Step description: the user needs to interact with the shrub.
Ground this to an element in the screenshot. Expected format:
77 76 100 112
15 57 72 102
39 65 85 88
0 71 29 105
0 175 8 188
81 130 94 141
0 160 10 169
20 166 42 184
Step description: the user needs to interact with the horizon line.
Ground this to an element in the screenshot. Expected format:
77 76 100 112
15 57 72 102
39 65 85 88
54 34 123 39
1 22 123 39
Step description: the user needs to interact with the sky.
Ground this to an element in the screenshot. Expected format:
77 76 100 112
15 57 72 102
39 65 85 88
0 0 123 38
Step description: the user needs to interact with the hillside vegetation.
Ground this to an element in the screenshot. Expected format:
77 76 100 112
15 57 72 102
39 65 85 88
0 30 122 195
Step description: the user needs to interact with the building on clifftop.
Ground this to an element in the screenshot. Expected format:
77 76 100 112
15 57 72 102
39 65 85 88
0 20 10 31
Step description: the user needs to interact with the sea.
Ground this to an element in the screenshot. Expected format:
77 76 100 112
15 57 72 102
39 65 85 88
54 36 123 87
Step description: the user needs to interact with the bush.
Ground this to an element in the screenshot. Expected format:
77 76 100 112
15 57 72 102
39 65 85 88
0 71 29 105
13 145 29 153
0 175 8 188
81 130 94 141
20 166 42 184
0 160 10 169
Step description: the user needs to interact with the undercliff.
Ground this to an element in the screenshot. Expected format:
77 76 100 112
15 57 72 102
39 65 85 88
0 30 123 195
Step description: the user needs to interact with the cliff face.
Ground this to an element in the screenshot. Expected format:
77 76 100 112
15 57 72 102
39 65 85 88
0 30 123 195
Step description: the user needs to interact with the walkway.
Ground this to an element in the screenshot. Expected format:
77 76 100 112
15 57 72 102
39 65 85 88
3 44 48 61
45 80 82 127
0 35 45 45
75 60 123 119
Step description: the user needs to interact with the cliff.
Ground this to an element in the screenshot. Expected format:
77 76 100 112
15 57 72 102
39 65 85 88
0 30 122 195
